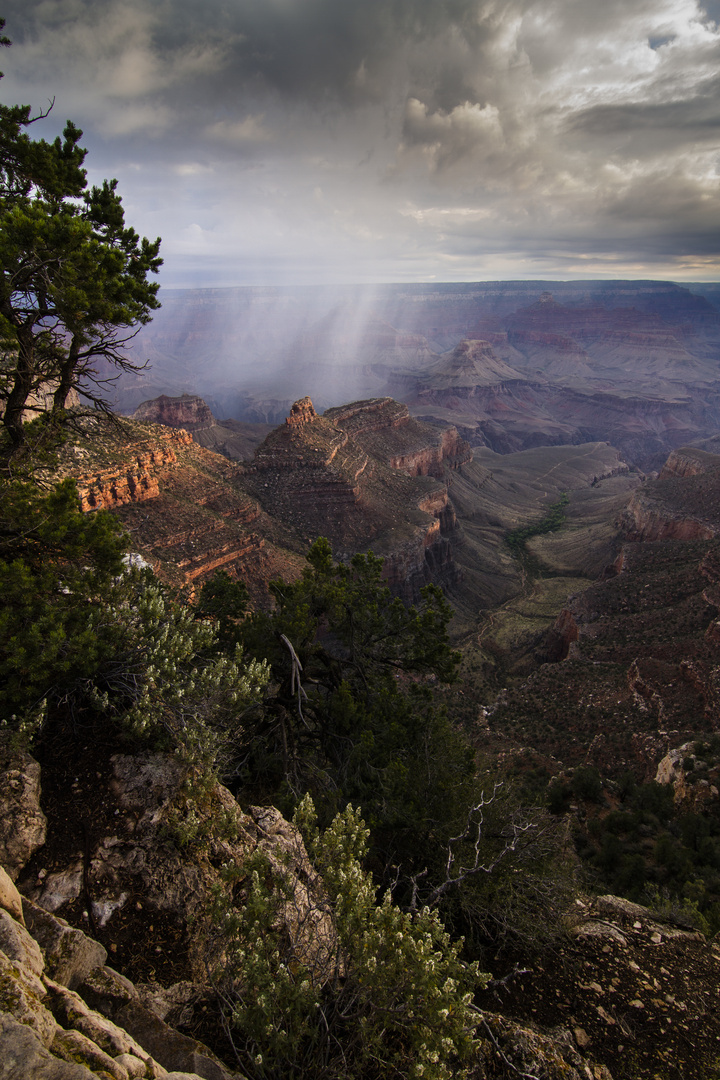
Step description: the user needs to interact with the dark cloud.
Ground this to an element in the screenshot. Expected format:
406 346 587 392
1 0 718 285
566 75 720 139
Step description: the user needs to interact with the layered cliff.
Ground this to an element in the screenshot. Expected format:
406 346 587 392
620 445 720 542
244 396 467 601
323 396 472 476
53 400 471 604
52 415 303 600
110 281 720 473
132 394 214 431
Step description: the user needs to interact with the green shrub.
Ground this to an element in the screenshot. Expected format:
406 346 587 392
571 765 603 803
0 477 269 774
209 796 487 1080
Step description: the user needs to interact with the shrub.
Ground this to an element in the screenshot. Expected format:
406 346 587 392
209 796 487 1080
571 765 603 803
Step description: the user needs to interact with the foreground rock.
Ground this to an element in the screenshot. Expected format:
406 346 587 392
2 744 612 1080
0 749 47 880
0 858 242 1080
18 749 335 989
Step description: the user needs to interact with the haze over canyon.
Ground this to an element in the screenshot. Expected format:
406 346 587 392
116 278 720 473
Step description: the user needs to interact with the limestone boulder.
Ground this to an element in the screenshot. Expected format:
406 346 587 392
23 899 107 989
0 865 25 924
0 907 44 978
43 978 150 1061
0 1013 96 1080
0 948 57 1047
0 751 47 880
78 964 138 1017
51 1028 131 1080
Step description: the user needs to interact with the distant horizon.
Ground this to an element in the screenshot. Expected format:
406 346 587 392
153 277 720 294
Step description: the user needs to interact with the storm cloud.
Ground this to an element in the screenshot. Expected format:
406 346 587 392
2 0 719 285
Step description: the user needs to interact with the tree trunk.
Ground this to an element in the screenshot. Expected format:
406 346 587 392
1 330 34 446
52 336 81 413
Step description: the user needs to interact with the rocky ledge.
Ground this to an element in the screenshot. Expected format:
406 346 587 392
9 736 720 1079
620 446 720 542
0 860 243 1080
132 396 214 433
76 430 193 513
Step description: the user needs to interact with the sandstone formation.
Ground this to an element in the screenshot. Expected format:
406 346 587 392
77 432 191 513
131 395 274 462
245 397 469 601
53 405 470 604
619 445 720 542
53 414 303 600
660 446 720 480
324 396 472 477
655 743 720 810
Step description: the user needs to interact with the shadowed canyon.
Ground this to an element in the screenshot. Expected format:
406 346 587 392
7 279 720 1080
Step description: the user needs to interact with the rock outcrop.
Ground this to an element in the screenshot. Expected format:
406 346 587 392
245 397 467 600
655 742 720 810
131 394 274 462
0 857 243 1080
659 447 720 480
18 749 335 989
543 608 580 663
132 396 214 432
77 433 191 513
324 397 472 477
619 445 720 542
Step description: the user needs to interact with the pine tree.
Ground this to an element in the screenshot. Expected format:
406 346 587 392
0 21 161 447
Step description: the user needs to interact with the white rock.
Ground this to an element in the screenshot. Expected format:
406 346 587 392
0 1012 95 1078
115 1054 148 1079
52 1027 130 1080
0 864 25 924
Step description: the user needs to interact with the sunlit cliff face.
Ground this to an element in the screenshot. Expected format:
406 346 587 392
4 0 720 285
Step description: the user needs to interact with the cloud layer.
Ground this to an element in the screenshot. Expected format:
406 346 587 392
2 0 719 284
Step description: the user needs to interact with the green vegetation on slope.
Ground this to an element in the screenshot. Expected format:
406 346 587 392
504 492 569 578
0 466 574 1076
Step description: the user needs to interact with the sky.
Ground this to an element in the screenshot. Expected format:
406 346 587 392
2 0 720 288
